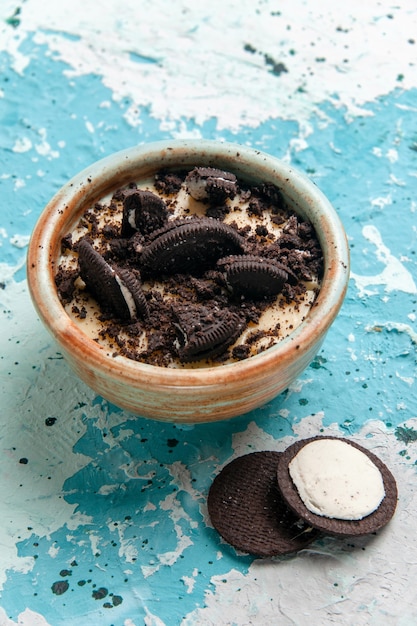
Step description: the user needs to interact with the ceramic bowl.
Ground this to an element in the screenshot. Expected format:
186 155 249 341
27 139 349 423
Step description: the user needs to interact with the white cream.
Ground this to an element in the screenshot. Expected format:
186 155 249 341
288 439 385 520
186 178 211 201
127 207 137 230
114 274 137 319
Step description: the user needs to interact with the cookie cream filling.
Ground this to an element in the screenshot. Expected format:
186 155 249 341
126 207 137 230
114 274 137 319
288 439 386 520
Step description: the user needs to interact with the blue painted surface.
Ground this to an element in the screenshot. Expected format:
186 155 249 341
1 25 417 626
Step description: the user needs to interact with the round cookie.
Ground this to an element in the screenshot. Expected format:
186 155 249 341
218 254 297 298
277 436 398 537
208 451 321 556
140 218 246 276
121 188 168 237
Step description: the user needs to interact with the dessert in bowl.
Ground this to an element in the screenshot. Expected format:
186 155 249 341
27 139 349 423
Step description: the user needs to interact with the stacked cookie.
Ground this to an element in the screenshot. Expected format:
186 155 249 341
207 436 398 556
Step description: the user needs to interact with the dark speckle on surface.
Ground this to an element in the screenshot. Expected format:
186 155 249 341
5 7 21 28
92 587 108 600
51 580 69 595
309 355 328 370
264 54 288 75
243 43 288 75
112 594 123 606
395 425 417 445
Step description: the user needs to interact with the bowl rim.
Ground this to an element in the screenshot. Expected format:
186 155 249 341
27 139 349 388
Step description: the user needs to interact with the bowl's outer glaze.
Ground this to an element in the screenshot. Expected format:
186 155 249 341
27 140 349 422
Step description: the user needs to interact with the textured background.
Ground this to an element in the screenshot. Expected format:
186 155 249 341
1 1 417 624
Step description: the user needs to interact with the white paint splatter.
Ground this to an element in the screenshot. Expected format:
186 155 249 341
231 421 282 458
351 225 417 297
347 347 358 362
12 137 33 153
0 607 52 626
386 148 399 163
1 0 416 129
34 128 60 159
14 178 26 190
88 533 101 556
10 234 30 249
370 194 392 209
181 569 198 594
144 610 167 626
47 543 60 559
97 483 121 495
139 462 203 578
365 321 417 346
108 520 139 564
389 174 406 187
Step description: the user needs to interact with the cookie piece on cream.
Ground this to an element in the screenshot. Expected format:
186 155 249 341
185 166 238 202
77 238 149 321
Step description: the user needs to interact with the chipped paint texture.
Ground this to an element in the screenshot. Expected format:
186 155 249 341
1 0 417 624
1 0 417 129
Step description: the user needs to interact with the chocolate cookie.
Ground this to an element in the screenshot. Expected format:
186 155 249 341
77 239 148 321
173 302 245 362
277 436 398 537
121 189 168 237
218 254 297 298
185 166 238 202
140 218 246 276
207 452 320 556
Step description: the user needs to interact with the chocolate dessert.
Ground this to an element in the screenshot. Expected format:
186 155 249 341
55 167 323 367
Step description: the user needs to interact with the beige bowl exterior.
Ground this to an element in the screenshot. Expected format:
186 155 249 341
27 140 349 423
